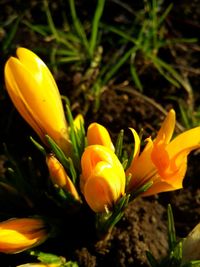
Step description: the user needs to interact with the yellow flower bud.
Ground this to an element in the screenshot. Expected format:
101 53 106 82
81 145 125 212
46 154 80 201
4 47 71 155
87 123 115 151
0 218 48 253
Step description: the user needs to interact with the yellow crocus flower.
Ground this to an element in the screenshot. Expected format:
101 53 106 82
4 47 70 155
46 154 80 201
87 122 115 151
126 109 200 196
81 145 125 212
0 218 48 253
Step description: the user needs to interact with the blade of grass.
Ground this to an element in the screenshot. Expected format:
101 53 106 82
22 20 49 36
89 0 106 56
103 46 138 84
44 0 77 51
102 23 137 44
69 0 89 54
150 55 181 87
2 16 21 51
130 51 143 91
167 204 176 251
158 3 173 26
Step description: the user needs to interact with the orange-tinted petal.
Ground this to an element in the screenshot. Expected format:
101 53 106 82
0 218 47 254
155 109 176 144
126 138 155 191
167 126 200 158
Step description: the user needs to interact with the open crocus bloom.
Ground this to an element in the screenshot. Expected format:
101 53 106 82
87 123 115 152
4 47 70 155
0 218 48 253
126 109 200 196
81 145 125 212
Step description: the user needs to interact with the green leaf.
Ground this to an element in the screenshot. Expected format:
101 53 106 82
182 261 200 267
89 0 105 56
129 180 153 201
115 129 124 160
30 250 66 264
30 136 46 156
45 135 70 170
167 204 177 251
146 251 159 267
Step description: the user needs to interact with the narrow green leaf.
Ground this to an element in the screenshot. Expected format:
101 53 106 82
89 0 105 56
3 16 20 51
30 137 46 156
129 180 153 201
158 4 173 26
68 0 89 53
45 135 69 170
115 129 124 160
103 47 138 84
130 62 143 91
68 157 77 184
182 261 200 267
167 204 177 250
30 250 66 264
146 251 159 267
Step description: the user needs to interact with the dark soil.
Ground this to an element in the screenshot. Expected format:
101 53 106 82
0 0 200 266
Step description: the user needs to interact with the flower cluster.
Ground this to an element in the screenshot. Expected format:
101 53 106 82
2 47 200 258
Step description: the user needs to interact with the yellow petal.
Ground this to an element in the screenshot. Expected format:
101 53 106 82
126 138 155 191
84 162 124 212
155 109 176 144
6 58 66 132
16 48 61 102
167 126 200 157
0 218 47 254
151 137 170 172
4 59 46 143
142 180 176 196
87 123 115 151
81 145 121 184
5 54 70 153
129 128 141 161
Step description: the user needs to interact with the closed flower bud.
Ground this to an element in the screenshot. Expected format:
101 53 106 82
87 123 115 151
81 145 125 212
0 218 48 253
46 154 80 201
4 47 71 156
182 223 200 263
